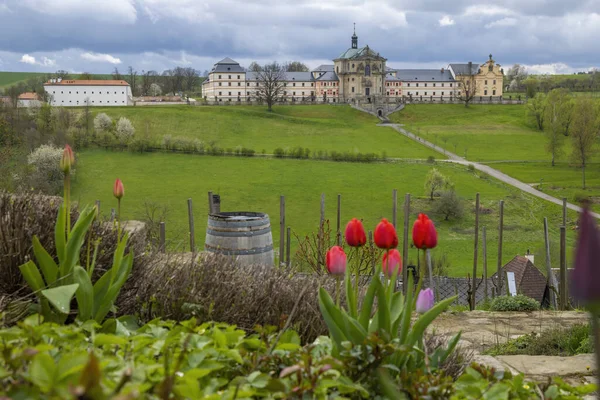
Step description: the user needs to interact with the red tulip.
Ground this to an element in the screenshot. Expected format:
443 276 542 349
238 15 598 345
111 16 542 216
326 246 347 276
572 206 600 306
345 218 366 247
412 213 437 250
60 144 75 174
113 178 124 200
382 249 402 277
374 218 398 249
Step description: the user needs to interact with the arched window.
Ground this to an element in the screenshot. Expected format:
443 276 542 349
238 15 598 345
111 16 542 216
365 65 371 76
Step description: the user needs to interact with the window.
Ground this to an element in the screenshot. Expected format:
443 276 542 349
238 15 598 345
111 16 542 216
442 83 444 87
53 91 55 94
92 91 94 94
425 92 428 95
84 91 86 94
61 91 63 94
416 92 419 95
407 83 410 87
351 87 355 93
484 90 488 95
485 80 488 85
228 82 231 86
387 82 389 86
433 83 436 87
237 75 240 79
284 83 287 86
238 82 240 86
247 83 250 86
387 92 389 95
219 92 222 95
433 92 436 95
450 83 453 87
416 83 419 87
352 63 355 69
219 82 222 86
311 91 314 96
228 75 231 79
99 101 102 103
442 92 444 95
493 80 496 85
293 92 296 95
218 75 221 79
284 91 286 95
69 91 71 94
256 83 259 86
228 92 231 95
238 92 241 95
92 101 94 103
311 83 314 86
302 83 305 87
493 89 496 95
365 65 371 76
424 83 427 87
293 83 295 86
114 91 117 94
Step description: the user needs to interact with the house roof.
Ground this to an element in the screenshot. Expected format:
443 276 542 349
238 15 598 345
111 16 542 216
18 92 40 100
395 69 455 82
449 63 480 76
314 71 339 81
216 57 239 65
385 72 402 81
313 64 334 72
44 80 130 86
246 71 316 82
336 45 385 60
492 255 547 303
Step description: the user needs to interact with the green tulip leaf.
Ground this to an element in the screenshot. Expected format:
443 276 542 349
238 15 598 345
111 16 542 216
345 271 357 318
407 296 457 347
55 205 67 266
32 236 58 286
318 287 348 349
374 278 391 334
19 260 46 295
73 266 93 322
41 284 79 315
61 206 96 278
358 276 378 330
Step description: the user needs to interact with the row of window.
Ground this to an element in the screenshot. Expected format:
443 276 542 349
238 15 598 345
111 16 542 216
484 80 497 85
217 91 317 96
484 90 497 95
54 100 125 104
386 82 401 87
217 75 242 79
52 90 126 95
406 83 452 87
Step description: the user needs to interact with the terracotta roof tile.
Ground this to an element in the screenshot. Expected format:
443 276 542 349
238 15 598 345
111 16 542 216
44 80 130 86
18 92 40 100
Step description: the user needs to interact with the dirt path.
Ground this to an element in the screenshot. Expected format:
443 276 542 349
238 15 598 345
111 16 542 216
381 123 600 219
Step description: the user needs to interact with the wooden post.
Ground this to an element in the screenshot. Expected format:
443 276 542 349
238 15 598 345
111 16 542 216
337 194 341 246
483 226 488 303
543 217 558 309
159 222 166 253
392 189 398 228
402 194 411 294
320 193 325 226
187 198 195 252
562 197 567 227
208 191 213 214
496 200 504 296
560 225 567 310
368 231 375 271
280 196 285 267
286 227 291 267
471 193 480 310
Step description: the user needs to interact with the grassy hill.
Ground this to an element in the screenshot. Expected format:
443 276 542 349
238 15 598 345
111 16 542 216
0 71 114 89
72 150 576 277
91 105 441 159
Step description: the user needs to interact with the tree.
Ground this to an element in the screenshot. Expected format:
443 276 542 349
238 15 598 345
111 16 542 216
248 62 262 72
141 70 158 95
433 190 464 221
523 76 538 98
527 93 546 131
54 70 71 80
543 89 571 166
148 83 162 96
456 74 477 107
112 67 122 80
37 103 54 136
182 67 199 92
570 98 599 189
79 72 93 80
127 66 138 96
115 117 135 143
252 62 286 112
506 64 528 90
424 168 453 200
284 61 309 72
94 113 113 133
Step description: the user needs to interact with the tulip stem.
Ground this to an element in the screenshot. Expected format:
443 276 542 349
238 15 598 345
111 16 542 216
117 198 121 241
335 276 341 307
354 247 360 304
64 173 71 237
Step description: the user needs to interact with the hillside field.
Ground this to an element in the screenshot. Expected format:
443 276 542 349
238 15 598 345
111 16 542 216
0 71 114 89
72 150 577 277
90 105 441 159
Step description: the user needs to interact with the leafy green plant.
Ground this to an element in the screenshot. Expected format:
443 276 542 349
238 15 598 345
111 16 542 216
489 294 540 312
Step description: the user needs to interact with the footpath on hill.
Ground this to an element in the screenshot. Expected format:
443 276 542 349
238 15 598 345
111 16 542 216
379 122 600 219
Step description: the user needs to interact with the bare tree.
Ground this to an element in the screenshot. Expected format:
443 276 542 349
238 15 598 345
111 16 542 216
141 70 158 95
112 67 122 80
543 89 571 166
457 73 477 107
182 67 199 92
570 98 599 189
284 61 309 72
248 61 262 72
127 66 138 96
252 62 286 112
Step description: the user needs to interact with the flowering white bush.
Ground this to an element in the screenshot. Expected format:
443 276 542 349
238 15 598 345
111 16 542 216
115 117 135 143
93 113 112 133
149 83 162 96
27 144 67 194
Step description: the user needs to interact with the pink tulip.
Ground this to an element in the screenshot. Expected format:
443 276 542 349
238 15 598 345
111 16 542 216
416 288 435 314
326 246 347 276
113 178 124 200
382 249 402 278
60 144 75 174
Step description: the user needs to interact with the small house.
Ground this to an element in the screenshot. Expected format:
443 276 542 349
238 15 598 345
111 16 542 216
492 255 548 303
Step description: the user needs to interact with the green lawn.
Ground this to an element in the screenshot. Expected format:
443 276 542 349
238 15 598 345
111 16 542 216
0 72 48 89
90 105 441 159
72 150 577 277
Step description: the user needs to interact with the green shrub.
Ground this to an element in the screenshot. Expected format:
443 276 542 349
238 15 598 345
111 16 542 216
467 163 475 172
489 295 540 312
273 147 285 158
427 155 435 164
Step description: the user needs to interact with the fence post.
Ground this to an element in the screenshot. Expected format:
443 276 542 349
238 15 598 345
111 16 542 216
560 225 567 310
402 194 411 294
543 217 558 309
159 221 166 253
286 227 291 267
368 231 375 271
320 193 325 227
187 198 195 252
562 197 567 227
471 193 480 310
483 226 488 303
280 196 285 267
496 200 504 296
337 194 341 246
392 189 398 229
208 191 213 214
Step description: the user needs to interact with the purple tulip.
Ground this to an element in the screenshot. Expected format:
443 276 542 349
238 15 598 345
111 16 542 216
416 288 435 314
572 207 600 307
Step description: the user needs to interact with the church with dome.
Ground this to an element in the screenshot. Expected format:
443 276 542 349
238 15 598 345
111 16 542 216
202 28 504 104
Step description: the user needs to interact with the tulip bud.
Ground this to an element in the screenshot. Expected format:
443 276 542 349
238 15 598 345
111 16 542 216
572 207 600 307
113 178 124 200
412 213 438 250
345 218 366 247
374 218 398 249
60 144 75 174
326 246 347 276
382 249 402 277
416 288 435 314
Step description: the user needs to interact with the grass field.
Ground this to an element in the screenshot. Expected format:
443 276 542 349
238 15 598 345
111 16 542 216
0 71 113 89
91 105 441 159
72 150 577 277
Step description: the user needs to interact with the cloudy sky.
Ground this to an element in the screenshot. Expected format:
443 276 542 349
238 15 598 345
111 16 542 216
0 0 599 75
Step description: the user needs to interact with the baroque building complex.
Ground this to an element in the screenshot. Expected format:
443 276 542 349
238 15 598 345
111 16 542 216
202 29 504 104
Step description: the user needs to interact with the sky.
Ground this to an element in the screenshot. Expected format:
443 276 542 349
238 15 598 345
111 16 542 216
0 0 599 75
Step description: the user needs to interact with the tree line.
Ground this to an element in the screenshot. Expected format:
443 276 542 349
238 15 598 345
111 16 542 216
506 64 600 97
527 88 600 188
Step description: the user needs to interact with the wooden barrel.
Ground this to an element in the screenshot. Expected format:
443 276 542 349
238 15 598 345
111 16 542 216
204 212 274 266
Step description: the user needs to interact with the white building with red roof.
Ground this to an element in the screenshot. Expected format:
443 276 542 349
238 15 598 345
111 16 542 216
43 78 133 107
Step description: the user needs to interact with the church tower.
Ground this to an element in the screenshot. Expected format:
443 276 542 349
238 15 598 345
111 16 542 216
351 23 358 49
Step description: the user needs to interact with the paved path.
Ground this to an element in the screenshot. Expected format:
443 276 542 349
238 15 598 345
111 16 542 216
380 123 600 219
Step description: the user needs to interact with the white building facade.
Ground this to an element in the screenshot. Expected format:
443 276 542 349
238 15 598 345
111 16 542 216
43 79 133 107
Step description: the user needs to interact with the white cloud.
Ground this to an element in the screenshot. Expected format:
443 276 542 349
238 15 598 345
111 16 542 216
20 0 137 23
20 54 37 64
464 5 515 17
40 56 56 67
439 15 454 26
485 17 518 29
0 3 11 14
523 62 578 75
81 52 122 64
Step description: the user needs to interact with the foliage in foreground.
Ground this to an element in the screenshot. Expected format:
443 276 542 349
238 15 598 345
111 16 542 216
0 316 595 399
489 295 541 312
485 323 593 357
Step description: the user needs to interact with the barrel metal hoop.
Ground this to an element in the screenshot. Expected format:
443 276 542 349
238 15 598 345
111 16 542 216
208 218 270 229
205 243 274 255
206 227 272 237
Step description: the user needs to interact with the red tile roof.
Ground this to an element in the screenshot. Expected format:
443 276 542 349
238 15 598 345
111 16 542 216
18 92 40 100
44 80 129 86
